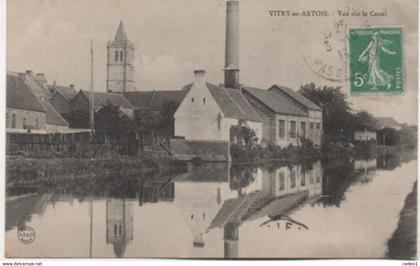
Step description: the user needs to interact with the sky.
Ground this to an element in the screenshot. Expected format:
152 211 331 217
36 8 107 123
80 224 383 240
7 0 418 124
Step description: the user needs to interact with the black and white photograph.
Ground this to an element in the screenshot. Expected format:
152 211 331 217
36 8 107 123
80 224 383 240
3 0 418 261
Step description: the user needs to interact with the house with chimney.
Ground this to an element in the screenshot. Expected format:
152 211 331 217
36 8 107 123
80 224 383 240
242 85 323 147
174 70 262 142
6 71 70 132
6 73 47 132
173 0 322 148
49 84 79 123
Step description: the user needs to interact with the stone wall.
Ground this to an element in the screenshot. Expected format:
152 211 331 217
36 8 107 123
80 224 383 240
6 108 46 130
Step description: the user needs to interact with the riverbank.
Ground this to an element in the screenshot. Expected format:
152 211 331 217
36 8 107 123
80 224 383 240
6 157 188 187
386 181 417 259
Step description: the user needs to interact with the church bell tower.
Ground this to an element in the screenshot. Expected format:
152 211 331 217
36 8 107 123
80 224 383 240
107 21 136 93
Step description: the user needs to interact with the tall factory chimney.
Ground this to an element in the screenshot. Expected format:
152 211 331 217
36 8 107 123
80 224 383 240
224 0 240 89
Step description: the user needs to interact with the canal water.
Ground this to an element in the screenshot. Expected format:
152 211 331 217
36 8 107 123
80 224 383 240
5 151 417 258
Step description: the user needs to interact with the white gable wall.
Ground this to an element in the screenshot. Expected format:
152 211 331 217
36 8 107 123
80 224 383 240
174 82 225 141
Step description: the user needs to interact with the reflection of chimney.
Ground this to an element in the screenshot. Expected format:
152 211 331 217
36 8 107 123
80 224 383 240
224 0 240 89
193 233 205 248
224 222 239 258
194 70 206 85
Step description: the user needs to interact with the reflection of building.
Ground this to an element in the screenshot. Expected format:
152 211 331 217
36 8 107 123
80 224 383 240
173 164 232 248
260 162 322 199
223 218 240 258
173 163 262 248
171 160 322 257
354 158 377 171
354 130 377 142
377 153 401 170
6 193 52 231
209 161 322 258
353 159 377 183
138 180 175 205
106 198 134 258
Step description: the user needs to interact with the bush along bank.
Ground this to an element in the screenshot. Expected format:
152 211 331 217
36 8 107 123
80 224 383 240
6 157 188 186
386 181 417 259
230 143 321 164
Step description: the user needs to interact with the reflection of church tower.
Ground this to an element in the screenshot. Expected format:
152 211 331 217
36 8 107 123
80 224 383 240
107 21 136 93
106 198 134 258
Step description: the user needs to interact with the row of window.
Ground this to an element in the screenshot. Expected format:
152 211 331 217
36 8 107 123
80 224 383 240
6 113 39 129
114 50 124 62
278 120 321 139
278 170 321 191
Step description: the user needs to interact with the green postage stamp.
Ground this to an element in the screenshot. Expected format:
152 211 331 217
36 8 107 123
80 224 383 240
347 26 404 94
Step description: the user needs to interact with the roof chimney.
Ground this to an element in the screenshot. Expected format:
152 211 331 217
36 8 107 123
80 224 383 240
69 84 74 88
18 73 26 80
26 70 33 76
194 70 206 85
224 0 240 89
35 73 48 89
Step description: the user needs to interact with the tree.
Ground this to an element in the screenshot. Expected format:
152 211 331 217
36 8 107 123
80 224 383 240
230 124 258 147
397 124 417 147
299 83 378 143
94 101 131 138
351 111 377 131
299 83 352 142
159 100 179 137
377 128 400 145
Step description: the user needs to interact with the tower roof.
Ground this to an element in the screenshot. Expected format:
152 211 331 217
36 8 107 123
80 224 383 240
113 21 128 43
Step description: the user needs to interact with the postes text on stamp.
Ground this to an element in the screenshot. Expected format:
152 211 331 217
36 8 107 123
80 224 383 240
348 26 404 94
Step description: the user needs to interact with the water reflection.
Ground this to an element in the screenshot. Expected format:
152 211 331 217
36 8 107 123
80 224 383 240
5 151 417 258
106 198 134 258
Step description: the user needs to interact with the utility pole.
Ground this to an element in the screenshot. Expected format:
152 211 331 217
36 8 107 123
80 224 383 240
90 40 95 137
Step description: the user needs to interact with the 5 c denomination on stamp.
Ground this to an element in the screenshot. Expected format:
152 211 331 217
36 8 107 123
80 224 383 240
347 26 404 94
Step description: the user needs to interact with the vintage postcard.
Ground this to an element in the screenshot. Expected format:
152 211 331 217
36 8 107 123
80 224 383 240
4 0 418 260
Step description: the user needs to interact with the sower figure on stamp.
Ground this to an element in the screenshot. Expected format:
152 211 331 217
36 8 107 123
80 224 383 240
358 31 396 90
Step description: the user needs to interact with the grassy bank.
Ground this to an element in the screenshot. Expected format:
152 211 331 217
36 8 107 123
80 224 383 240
386 181 417 259
6 157 188 187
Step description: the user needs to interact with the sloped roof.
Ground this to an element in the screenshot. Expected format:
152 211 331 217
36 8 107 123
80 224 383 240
208 197 244 230
113 21 128 43
80 90 134 109
226 89 262 122
124 90 187 111
42 101 69 126
269 85 322 111
52 85 78 101
6 74 46 113
242 86 307 116
374 117 401 129
183 83 262 122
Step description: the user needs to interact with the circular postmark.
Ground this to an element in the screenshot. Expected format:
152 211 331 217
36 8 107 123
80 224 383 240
17 225 35 244
302 19 348 83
